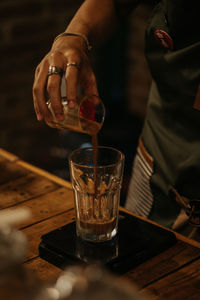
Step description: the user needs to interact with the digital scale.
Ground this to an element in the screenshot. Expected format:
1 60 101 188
39 211 176 274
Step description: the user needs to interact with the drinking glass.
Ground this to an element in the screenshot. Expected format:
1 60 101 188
69 146 124 243
46 95 105 135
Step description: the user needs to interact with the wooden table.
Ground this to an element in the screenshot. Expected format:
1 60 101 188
1 148 200 299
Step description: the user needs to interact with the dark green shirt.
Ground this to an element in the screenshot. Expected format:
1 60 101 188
142 0 200 226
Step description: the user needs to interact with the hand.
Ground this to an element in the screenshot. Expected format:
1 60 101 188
32 36 99 122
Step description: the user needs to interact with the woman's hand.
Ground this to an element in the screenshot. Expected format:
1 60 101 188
32 35 99 122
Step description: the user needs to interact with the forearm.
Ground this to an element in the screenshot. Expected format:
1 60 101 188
66 0 118 47
52 0 139 52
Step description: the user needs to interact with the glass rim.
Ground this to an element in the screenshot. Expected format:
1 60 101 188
69 146 125 168
78 94 105 130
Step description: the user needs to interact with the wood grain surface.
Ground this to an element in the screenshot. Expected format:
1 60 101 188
1 148 200 300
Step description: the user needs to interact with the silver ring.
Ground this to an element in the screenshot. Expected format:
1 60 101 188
48 65 63 76
66 62 80 71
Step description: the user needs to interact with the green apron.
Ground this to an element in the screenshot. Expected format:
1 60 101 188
142 0 200 227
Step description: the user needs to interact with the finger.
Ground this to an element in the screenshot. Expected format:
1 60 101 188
47 53 65 120
82 71 99 97
33 97 42 121
33 63 52 121
65 63 79 108
47 73 63 120
33 67 43 120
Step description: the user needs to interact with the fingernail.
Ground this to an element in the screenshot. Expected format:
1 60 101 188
56 114 64 121
68 100 75 108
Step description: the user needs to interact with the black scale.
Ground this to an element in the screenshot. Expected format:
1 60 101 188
39 211 176 274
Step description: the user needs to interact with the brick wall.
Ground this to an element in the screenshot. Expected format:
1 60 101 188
0 1 153 181
0 0 83 167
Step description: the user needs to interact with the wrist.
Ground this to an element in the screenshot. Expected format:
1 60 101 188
53 32 92 52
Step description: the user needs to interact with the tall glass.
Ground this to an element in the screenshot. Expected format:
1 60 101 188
69 146 124 243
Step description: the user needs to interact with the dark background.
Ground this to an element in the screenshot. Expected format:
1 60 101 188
0 0 154 204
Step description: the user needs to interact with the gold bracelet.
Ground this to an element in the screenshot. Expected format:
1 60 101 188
54 32 92 51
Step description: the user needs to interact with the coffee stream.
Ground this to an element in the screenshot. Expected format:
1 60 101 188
79 133 117 236
91 133 99 217
92 134 98 193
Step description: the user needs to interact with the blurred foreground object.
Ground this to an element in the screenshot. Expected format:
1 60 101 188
50 264 148 300
0 208 51 300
